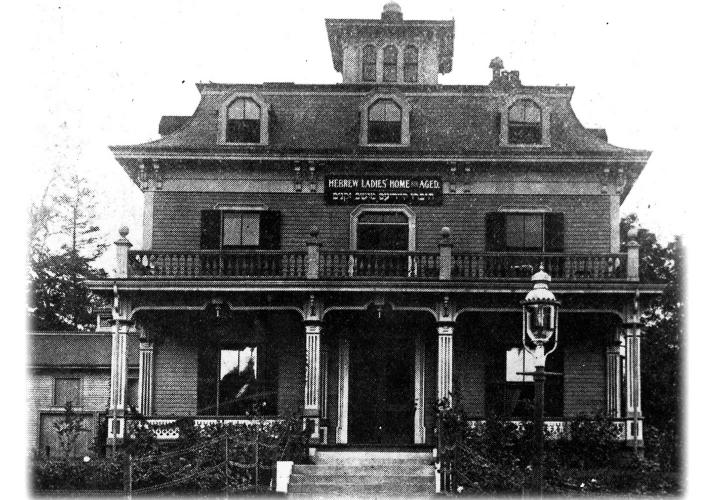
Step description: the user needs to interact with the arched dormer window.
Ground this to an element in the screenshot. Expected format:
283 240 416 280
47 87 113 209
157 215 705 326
508 99 542 145
368 99 401 144
218 93 270 146
383 45 398 82
227 98 261 143
403 46 418 83
362 45 377 82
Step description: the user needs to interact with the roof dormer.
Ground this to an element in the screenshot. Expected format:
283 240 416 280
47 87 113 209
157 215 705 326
326 3 454 85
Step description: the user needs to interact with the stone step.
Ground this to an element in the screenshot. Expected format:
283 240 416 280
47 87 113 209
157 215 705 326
290 473 435 485
293 464 435 476
313 450 433 465
287 481 434 495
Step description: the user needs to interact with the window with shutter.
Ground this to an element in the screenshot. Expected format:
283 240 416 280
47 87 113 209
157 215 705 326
200 210 281 250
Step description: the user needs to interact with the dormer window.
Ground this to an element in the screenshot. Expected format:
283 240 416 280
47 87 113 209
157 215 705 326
403 46 418 83
368 99 401 144
383 45 398 82
227 98 260 143
218 92 270 146
508 99 542 145
362 45 377 82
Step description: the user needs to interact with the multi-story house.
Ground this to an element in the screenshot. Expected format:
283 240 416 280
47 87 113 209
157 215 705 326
89 2 658 453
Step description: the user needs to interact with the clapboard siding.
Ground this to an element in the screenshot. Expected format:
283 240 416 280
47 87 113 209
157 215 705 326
276 333 305 417
151 192 610 254
564 343 606 416
454 332 486 417
154 339 197 416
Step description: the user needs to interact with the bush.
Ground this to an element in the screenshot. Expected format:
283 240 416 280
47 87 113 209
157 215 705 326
548 413 623 469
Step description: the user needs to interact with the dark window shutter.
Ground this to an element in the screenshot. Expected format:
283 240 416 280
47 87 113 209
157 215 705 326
485 212 506 251
259 211 281 249
200 210 221 250
544 213 564 252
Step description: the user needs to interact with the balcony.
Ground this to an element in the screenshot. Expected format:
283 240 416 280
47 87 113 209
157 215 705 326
125 248 634 282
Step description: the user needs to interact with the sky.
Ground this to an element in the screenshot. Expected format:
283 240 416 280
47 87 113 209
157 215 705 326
7 0 720 495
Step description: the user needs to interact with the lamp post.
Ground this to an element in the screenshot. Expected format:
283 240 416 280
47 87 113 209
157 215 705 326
520 265 560 496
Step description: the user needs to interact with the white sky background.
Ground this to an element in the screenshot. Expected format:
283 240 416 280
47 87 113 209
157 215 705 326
6 0 720 496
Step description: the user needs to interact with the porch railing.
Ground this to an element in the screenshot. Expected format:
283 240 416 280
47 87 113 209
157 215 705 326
115 228 639 282
319 250 440 279
128 250 307 278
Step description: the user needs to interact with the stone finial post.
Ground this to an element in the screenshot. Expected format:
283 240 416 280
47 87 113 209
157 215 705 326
626 226 640 281
115 226 132 278
306 226 321 279
438 227 453 280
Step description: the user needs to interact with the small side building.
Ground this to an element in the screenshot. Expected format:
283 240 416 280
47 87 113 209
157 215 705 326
27 328 139 457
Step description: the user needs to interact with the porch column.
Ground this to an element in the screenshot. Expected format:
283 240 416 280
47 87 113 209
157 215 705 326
108 318 130 443
138 341 155 416
437 323 454 405
624 322 643 438
606 330 622 418
304 321 322 441
414 332 426 444
336 338 349 444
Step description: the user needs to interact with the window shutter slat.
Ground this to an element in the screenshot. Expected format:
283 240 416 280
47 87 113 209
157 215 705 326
200 210 221 250
545 213 564 252
485 212 506 251
259 211 282 249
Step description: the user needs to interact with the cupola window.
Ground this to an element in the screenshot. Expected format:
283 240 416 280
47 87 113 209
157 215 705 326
508 99 542 145
368 99 402 144
383 45 398 82
226 98 261 143
403 46 418 83
362 45 377 82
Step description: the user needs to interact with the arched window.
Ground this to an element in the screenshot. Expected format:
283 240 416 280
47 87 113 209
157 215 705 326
383 45 398 82
226 98 261 143
508 99 542 144
357 211 410 250
368 99 402 144
403 45 418 83
362 45 377 82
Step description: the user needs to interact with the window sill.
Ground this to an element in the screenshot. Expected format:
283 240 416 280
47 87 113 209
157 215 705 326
362 143 409 148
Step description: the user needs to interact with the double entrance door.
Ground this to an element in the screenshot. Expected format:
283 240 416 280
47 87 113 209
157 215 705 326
347 326 415 445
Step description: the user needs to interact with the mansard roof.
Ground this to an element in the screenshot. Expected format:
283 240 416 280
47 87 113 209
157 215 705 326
28 331 139 369
109 82 650 162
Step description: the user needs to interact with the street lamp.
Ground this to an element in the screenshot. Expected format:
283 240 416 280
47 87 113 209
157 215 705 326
520 264 560 496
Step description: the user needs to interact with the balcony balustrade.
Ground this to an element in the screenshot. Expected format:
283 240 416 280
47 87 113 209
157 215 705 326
116 227 639 282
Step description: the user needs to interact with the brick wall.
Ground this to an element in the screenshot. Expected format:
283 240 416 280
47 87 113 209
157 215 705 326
151 191 610 253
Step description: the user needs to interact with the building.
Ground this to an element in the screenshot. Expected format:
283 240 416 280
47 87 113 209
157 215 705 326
89 2 658 450
27 326 139 457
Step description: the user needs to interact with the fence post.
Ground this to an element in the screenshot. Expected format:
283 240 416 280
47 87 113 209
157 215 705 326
224 429 229 497
306 226 321 279
626 226 640 281
438 227 453 280
254 431 260 493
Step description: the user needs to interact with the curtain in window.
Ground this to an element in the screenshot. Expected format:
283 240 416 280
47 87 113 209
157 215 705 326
226 98 261 143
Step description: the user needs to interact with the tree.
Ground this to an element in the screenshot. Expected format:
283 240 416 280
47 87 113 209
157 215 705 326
621 214 682 469
28 173 108 331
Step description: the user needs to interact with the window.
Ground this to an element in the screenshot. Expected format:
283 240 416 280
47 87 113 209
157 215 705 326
508 99 542 144
368 99 402 144
200 210 281 250
383 45 398 82
486 212 564 252
486 344 563 418
223 212 260 247
54 378 80 407
197 342 278 416
357 211 409 250
362 45 377 82
226 98 261 143
403 46 418 83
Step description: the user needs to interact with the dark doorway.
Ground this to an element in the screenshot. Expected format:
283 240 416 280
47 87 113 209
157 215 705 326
348 322 415 445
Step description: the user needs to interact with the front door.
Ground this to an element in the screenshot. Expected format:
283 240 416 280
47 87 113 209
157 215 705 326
348 328 414 445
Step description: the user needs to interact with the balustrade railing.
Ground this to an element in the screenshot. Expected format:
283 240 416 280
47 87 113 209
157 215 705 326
452 252 627 281
126 249 629 281
128 250 306 278
319 250 439 279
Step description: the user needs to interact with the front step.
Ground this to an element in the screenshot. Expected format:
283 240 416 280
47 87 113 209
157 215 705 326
287 450 436 496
